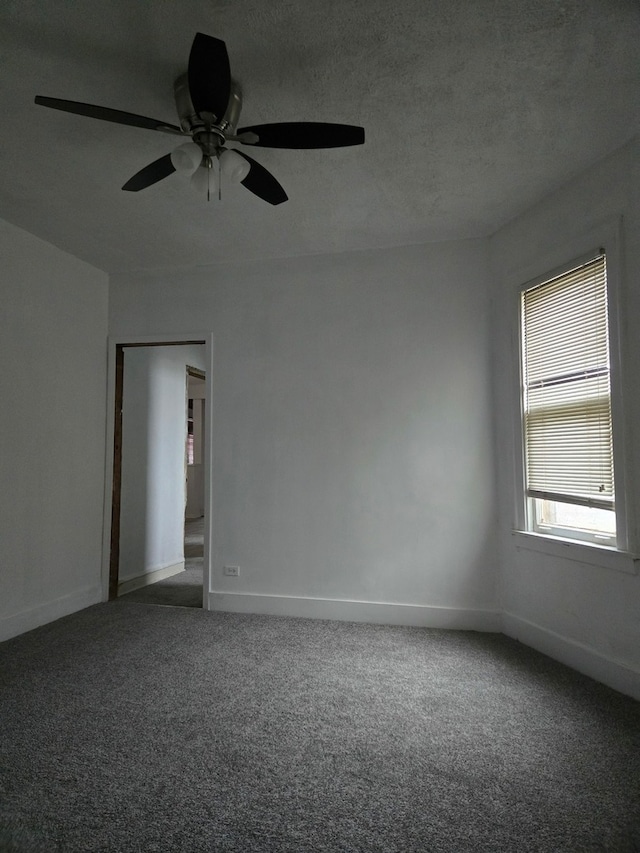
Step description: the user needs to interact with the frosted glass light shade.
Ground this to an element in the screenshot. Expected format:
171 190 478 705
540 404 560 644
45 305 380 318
219 149 250 183
190 163 217 194
170 142 202 174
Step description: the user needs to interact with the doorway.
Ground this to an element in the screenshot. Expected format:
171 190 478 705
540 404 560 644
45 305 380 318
108 340 209 608
181 366 206 603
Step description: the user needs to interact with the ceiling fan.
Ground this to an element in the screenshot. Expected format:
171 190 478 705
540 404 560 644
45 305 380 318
34 32 365 205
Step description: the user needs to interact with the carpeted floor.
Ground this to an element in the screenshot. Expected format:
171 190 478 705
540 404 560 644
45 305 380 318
0 603 639 852
119 517 203 608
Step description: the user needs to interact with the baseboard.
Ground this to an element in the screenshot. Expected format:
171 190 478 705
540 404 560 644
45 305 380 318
208 591 501 631
502 612 640 700
0 584 103 643
118 561 184 596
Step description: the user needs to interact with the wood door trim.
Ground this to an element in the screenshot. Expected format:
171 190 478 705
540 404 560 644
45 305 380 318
108 345 124 599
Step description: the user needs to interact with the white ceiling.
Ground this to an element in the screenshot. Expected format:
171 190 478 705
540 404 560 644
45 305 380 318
1 0 638 274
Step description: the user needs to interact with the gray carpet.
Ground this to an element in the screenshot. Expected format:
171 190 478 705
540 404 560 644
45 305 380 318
0 603 639 852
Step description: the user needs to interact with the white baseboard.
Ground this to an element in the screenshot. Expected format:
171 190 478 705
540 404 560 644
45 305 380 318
502 612 640 700
0 584 103 643
118 561 185 596
208 591 502 631
3 584 636 700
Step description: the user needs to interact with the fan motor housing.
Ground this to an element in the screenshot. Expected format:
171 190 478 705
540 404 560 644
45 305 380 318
174 73 242 137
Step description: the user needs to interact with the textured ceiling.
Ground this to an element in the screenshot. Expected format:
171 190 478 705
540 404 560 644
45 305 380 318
1 0 638 273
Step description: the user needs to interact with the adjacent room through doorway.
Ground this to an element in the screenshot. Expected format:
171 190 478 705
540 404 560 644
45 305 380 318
110 341 207 608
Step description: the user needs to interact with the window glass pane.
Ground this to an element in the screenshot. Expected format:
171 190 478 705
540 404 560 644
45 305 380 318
533 498 616 540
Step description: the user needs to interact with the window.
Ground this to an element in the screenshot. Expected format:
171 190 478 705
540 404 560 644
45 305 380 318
520 253 616 546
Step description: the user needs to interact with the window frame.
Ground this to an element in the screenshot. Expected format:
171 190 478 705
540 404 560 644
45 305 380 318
521 251 615 544
510 220 635 566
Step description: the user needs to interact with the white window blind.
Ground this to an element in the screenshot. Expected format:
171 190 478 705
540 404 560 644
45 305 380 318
521 254 614 510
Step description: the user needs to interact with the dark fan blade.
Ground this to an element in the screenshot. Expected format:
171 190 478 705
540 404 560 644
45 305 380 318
236 151 288 205
34 96 184 135
236 122 365 149
188 33 231 123
122 154 176 191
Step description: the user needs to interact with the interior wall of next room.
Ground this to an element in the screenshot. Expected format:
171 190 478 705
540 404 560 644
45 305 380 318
118 344 207 586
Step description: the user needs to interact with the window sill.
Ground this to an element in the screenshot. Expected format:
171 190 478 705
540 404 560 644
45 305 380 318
511 530 638 575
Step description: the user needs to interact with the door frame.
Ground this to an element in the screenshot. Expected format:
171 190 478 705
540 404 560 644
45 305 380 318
102 333 214 608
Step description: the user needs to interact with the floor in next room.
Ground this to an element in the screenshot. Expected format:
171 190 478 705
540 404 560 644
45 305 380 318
118 516 204 608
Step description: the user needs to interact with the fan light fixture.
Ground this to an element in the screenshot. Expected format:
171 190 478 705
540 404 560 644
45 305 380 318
190 158 216 198
170 141 202 173
185 149 250 200
219 149 250 183
34 33 365 204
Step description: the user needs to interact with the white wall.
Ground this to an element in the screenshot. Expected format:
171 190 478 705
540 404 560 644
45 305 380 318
109 240 500 628
490 138 640 697
119 344 206 585
0 218 108 641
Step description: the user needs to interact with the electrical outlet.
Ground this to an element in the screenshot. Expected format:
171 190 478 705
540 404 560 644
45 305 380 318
224 565 240 577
